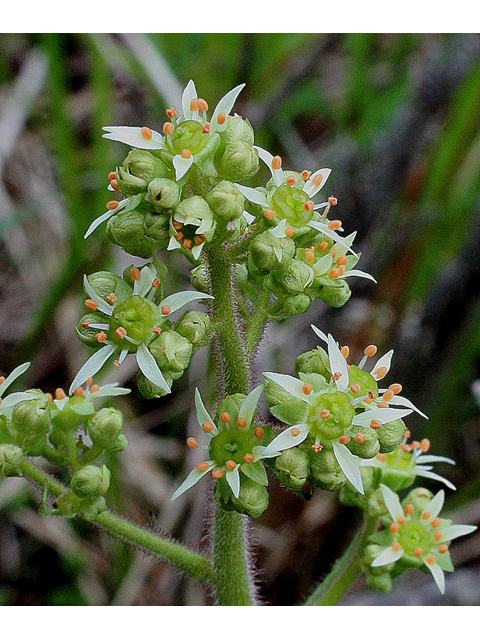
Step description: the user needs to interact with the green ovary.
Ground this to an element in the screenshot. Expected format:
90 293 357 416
169 120 204 154
307 391 354 442
270 184 312 227
109 295 154 350
209 427 257 467
348 365 378 399
397 521 433 556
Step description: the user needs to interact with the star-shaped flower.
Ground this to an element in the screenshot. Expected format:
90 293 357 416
0 362 33 413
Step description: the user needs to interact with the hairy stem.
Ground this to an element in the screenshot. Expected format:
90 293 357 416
245 290 271 357
304 514 378 606
19 458 212 582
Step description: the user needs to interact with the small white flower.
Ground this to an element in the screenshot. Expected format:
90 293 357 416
0 362 33 412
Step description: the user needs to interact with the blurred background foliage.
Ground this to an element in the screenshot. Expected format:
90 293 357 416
1 32 480 606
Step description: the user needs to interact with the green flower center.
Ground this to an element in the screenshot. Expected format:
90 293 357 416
169 120 204 154
209 427 258 466
270 184 313 227
347 365 378 399
307 391 354 442
109 295 154 350
397 521 433 555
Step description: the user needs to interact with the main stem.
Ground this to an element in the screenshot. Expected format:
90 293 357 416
204 244 257 606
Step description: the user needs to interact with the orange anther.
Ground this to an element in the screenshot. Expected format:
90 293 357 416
286 176 296 186
74 389 85 399
254 427 264 440
426 555 436 565
196 461 209 472
45 392 53 403
152 327 161 335
338 265 346 275
382 390 394 402
364 397 374 404
420 438 430 453
84 299 98 312
217 112 226 125
197 98 208 112
364 345 378 357
391 542 401 552
337 255 347 266
328 220 342 231
163 122 174 135
438 544 448 554
161 305 171 315
187 437 198 449
95 331 107 343
411 441 420 449
166 107 177 118
212 468 224 479
413 547 423 557
237 417 247 428
130 267 141 281
329 268 340 279
328 196 338 206
202 422 214 433
338 435 350 445
291 428 301 437
141 126 152 140
422 511 431 520
115 327 127 339
355 433 366 443
319 241 329 252
194 234 205 245
373 366 388 379
202 123 210 134
305 250 314 263
302 170 311 180
243 453 254 464
302 383 313 395
370 420 382 430
312 174 323 187
90 384 100 393
172 220 183 231
398 444 409 451
397 516 406 525
377 453 386 462
110 179 119 191
182 238 193 250
190 98 199 111
404 504 414 515
108 171 116 181
55 388 66 400
225 460 237 471
341 345 350 358
390 523 399 534
263 208 274 221
181 149 192 159
220 412 231 424
106 293 116 305
404 430 411 438
303 200 314 212
431 518 441 528
271 156 282 170
320 409 331 419
377 402 389 408
328 249 336 257
174 231 184 242
332 372 342 382
389 383 402 395
434 531 443 541
113 360 121 369
152 278 160 288
285 226 295 237
350 383 361 394
312 444 323 453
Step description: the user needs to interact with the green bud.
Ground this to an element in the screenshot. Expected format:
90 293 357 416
314 278 351 308
377 419 406 453
0 444 23 477
146 178 181 211
190 264 209 294
70 464 111 498
215 393 245 428
75 312 108 348
347 426 380 459
88 408 127 452
274 447 310 492
264 378 308 425
174 196 213 225
250 231 295 273
169 120 204 155
401 487 434 517
174 311 210 346
86 271 131 302
217 141 259 181
205 180 245 220
219 115 255 146
276 260 314 295
283 294 312 317
109 295 154 349
216 475 269 519
269 183 312 228
295 348 330 378
117 149 171 195
339 466 382 511
310 448 346 491
12 392 51 439
149 330 193 373
136 371 174 400
216 214 247 244
365 572 393 593
107 209 170 258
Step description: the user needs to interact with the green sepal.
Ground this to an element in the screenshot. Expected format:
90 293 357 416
241 461 268 486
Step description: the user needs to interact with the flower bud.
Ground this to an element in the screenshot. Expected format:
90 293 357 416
190 264 209 294
219 115 255 147
401 487 434 517
149 331 193 373
274 447 310 492
205 180 245 221
347 426 380 459
0 444 23 477
76 312 109 348
110 295 154 346
315 278 351 308
88 408 127 452
310 448 346 491
146 178 181 211
294 349 330 378
137 371 174 400
216 141 259 181
377 419 406 453
174 196 213 226
174 311 210 346
12 392 50 440
71 464 111 498
276 260 314 295
250 231 295 273
85 271 130 301
283 294 312 317
264 378 308 425
116 149 171 195
107 209 170 258
215 475 269 518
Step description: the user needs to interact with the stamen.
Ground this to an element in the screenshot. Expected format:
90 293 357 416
166 107 177 118
434 531 443 541
291 428 301 437
305 250 314 263
338 435 350 445
237 418 247 428
174 231 184 242
350 383 361 394
95 331 107 343
202 123 210 134
108 171 116 181
85 299 98 311
303 200 314 212
397 516 406 525
212 469 224 479
163 122 174 135
370 420 382 430
377 401 389 408
318 241 329 252
55 388 66 400
338 265 346 275
202 422 214 433
190 98 199 111
382 390 394 402
302 170 311 180
320 409 331 419
194 235 205 246
81 322 89 329
196 461 209 472
254 427 264 440
431 518 441 529
286 176 296 186
217 112 226 125
113 360 121 369
404 430 411 438
355 433 366 443
364 345 378 357
311 174 323 187
328 196 337 206
106 293 116 305
141 126 152 140
152 327 161 335
110 180 119 191
302 383 313 395
220 412 231 424
413 547 423 557
271 156 282 170
161 305 171 315
404 504 414 515
341 346 350 358
422 511 431 520
152 278 160 288
243 453 254 464
337 255 347 266
438 544 448 554
377 453 386 462
187 437 198 449
373 366 388 379
182 238 193 250
391 542 401 551
90 384 100 393
420 438 430 453
412 441 421 449
389 383 402 394
285 226 295 237
398 444 409 451
329 268 340 279
225 460 237 471
390 523 399 534
197 98 208 112
130 267 141 281
332 372 342 382
181 149 192 159
45 392 53 403
312 444 323 453
115 327 127 339
328 220 342 231
426 555 436 564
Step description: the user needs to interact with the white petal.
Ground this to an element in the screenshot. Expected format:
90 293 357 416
242 210 256 225
254 146 285 187
423 490 445 520
83 275 113 316
210 84 245 133
307 221 358 257
380 483 404 521
422 557 445 594
194 388 216 434
191 243 204 260
416 455 455 465
263 372 313 404
311 253 334 276
135 264 157 297
352 407 413 427
414 468 456 491
238 384 264 427
440 524 477 542
328 334 349 392
87 323 110 331
387 395 428 419
270 218 288 238
181 79 198 120
226 466 241 498
332 441 364 494
90 384 131 399
84 209 117 239
102 126 164 150
273 246 283 262
234 183 269 207
303 168 331 197
0 362 30 396
263 423 309 455
167 235 182 251
341 269 377 284
0 391 36 409
119 349 129 364
170 461 215 501
371 546 404 567
371 350 394 379
311 324 329 345
68 345 116 395
53 397 68 411
159 291 213 315
136 344 170 393
173 154 194 180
